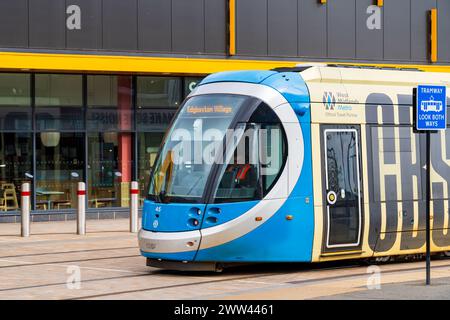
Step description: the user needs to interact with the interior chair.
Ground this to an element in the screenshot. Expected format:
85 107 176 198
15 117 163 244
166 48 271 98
2 188 19 211
1 183 15 190
56 202 72 209
55 187 72 210
35 201 48 210
0 196 6 211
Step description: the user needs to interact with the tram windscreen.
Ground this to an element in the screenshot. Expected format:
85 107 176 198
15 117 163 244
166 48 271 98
147 94 250 203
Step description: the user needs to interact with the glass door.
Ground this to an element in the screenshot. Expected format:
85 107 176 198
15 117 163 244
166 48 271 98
323 128 362 249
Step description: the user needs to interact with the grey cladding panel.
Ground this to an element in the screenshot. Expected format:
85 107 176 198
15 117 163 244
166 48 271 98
138 0 172 52
327 0 356 59
205 0 226 54
236 0 268 56
66 0 102 50
172 0 205 53
356 0 383 60
0 0 28 47
411 0 437 62
384 0 411 60
268 0 297 57
298 0 326 58
103 0 137 51
0 0 447 65
438 0 450 63
29 0 65 48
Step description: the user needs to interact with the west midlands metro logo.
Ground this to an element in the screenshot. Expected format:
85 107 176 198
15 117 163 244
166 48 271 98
323 92 336 110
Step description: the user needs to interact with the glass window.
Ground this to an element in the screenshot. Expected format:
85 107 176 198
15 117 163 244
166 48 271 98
184 77 203 97
137 76 182 108
0 73 30 106
137 132 165 202
35 74 83 131
87 75 117 107
0 73 31 130
88 132 133 208
260 123 285 195
247 103 287 196
35 74 82 106
213 103 287 203
87 75 133 131
136 108 177 132
147 94 249 203
35 132 84 210
214 123 261 202
0 132 33 211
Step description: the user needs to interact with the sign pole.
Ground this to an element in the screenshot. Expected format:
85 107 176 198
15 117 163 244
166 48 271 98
425 130 431 285
416 84 447 286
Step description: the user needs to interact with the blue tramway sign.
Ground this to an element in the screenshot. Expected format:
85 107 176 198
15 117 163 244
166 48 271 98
416 85 447 130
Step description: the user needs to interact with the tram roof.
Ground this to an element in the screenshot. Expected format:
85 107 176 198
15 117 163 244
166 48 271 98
199 65 450 108
299 64 450 88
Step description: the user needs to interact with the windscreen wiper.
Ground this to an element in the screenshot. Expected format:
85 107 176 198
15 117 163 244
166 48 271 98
158 190 167 203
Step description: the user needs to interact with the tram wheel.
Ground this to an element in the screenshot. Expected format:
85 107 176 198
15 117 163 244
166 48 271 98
214 263 224 273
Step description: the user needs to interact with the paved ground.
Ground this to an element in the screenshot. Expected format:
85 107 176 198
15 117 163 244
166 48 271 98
0 219 449 300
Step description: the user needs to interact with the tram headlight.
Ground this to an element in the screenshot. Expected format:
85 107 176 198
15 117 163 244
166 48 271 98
186 241 195 247
188 218 200 227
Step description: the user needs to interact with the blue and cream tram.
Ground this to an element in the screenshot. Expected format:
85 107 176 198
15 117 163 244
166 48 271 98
138 65 450 271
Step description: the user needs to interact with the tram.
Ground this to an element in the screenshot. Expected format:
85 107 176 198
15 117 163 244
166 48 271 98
138 64 450 271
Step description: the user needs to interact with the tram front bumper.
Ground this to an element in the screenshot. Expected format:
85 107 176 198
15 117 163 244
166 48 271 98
138 228 201 261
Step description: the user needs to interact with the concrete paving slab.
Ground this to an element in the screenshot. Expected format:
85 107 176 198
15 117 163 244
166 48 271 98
0 219 449 300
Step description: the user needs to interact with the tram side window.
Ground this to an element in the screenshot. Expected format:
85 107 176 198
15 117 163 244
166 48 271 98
214 103 287 203
260 123 285 195
215 123 261 202
249 103 287 196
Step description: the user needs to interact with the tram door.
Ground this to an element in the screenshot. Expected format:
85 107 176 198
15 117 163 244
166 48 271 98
322 127 362 251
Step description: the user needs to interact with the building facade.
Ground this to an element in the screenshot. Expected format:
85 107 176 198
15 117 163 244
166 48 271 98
0 0 449 220
0 73 202 220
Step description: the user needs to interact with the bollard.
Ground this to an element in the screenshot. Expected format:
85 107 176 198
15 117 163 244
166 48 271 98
21 183 31 237
77 182 86 235
130 181 139 233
